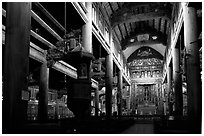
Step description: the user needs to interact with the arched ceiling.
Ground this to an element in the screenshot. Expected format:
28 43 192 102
123 44 165 59
101 2 173 59
127 46 163 63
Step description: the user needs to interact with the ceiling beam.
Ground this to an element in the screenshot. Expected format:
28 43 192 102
121 28 167 48
108 2 114 13
110 3 171 28
111 10 170 28
98 2 111 26
124 23 128 37
118 24 124 40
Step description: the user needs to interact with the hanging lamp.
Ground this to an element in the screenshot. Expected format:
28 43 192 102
46 2 82 68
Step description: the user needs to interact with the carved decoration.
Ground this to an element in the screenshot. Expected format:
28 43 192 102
137 34 149 42
46 29 82 68
129 58 163 67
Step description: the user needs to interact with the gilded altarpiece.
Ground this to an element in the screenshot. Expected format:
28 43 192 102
129 47 164 115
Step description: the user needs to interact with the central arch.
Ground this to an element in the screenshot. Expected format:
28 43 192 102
123 44 165 60
127 46 163 63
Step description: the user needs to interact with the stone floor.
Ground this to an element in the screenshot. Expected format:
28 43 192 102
121 123 154 134
3 117 202 134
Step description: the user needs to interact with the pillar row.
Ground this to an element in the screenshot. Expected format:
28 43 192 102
172 47 183 118
95 87 99 117
184 6 202 122
82 2 92 53
38 59 49 122
117 70 123 117
167 66 173 116
105 54 113 119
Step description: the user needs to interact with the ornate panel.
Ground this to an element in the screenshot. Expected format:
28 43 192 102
128 46 163 62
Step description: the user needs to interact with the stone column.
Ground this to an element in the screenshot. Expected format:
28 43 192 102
184 6 202 122
167 66 173 116
163 83 167 115
105 54 113 119
38 59 49 122
95 87 99 117
67 2 93 120
172 47 183 118
55 99 59 119
82 2 92 53
3 2 31 133
117 70 123 117
127 86 131 110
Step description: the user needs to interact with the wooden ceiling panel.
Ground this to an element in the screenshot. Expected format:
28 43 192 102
105 4 112 17
110 2 119 11
124 23 129 38
118 23 125 39
101 2 173 54
110 2 171 27
115 25 122 41
103 5 111 19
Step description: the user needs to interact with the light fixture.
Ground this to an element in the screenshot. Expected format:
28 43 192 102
130 38 135 43
152 36 157 40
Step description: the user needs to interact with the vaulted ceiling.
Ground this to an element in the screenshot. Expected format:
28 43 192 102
101 2 173 59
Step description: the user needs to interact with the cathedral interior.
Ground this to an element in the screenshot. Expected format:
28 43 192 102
2 2 202 134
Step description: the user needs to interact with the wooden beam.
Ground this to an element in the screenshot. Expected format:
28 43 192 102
122 40 165 51
91 78 99 89
53 61 77 79
91 72 105 77
113 28 120 43
118 24 124 40
103 4 111 18
111 10 170 27
30 42 46 63
4 9 62 47
31 10 63 41
33 2 66 32
121 28 166 47
98 2 110 26
3 9 77 81
108 2 114 13
124 23 128 38
31 30 56 48
71 2 88 24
